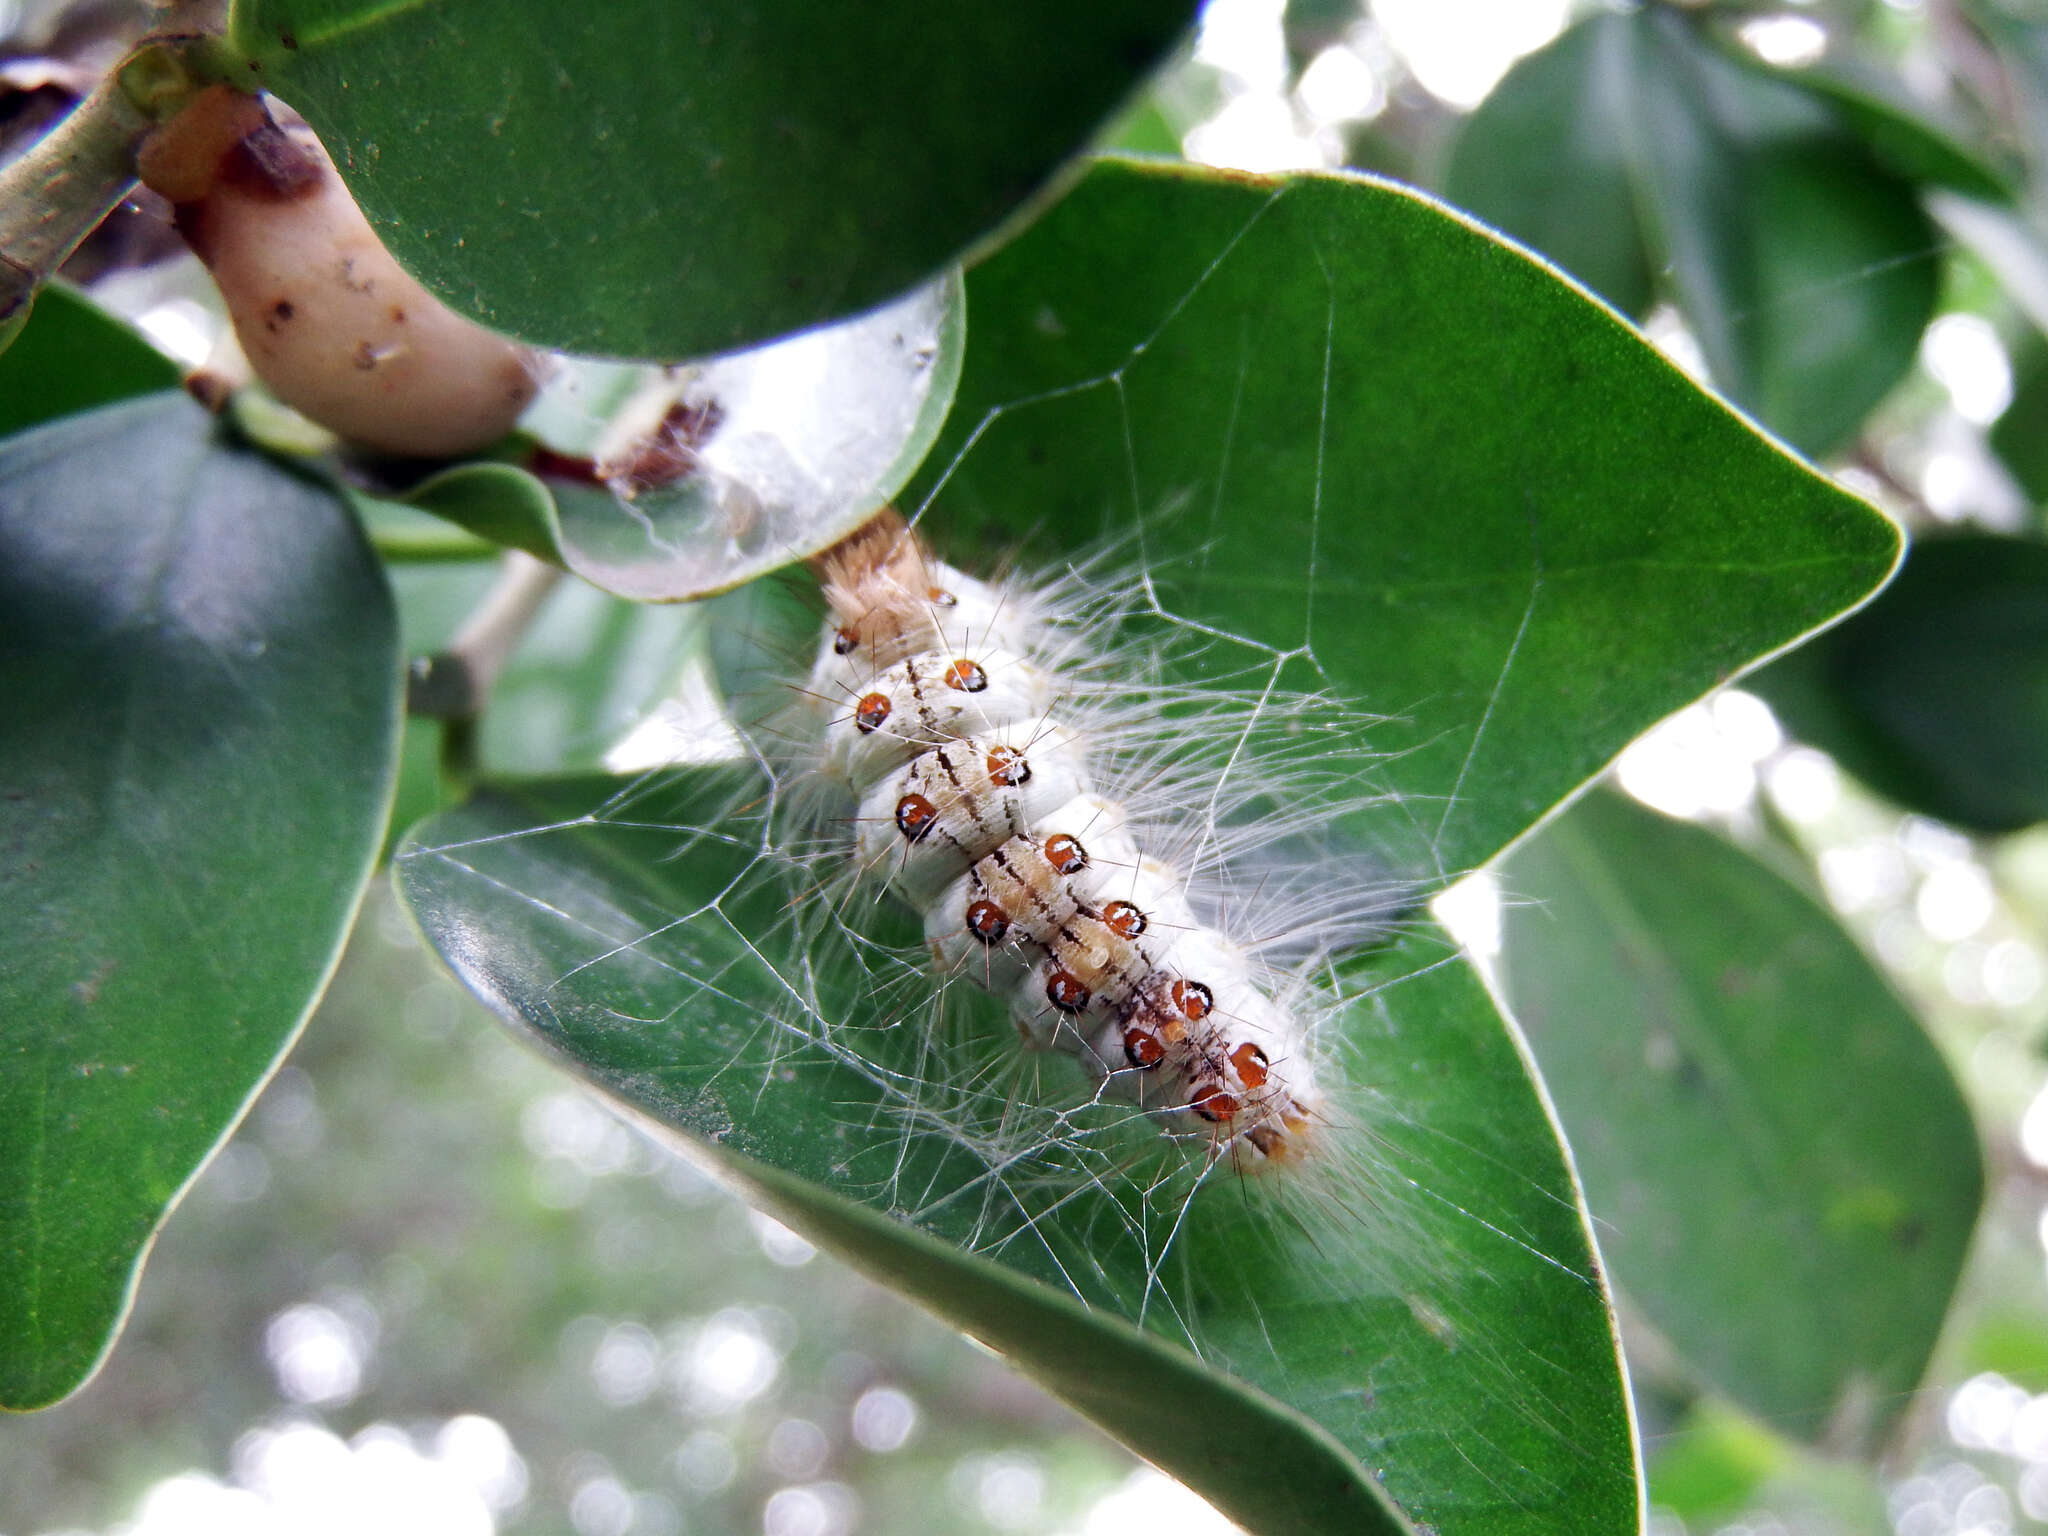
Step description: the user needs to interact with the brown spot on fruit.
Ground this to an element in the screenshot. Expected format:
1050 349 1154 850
136 85 270 205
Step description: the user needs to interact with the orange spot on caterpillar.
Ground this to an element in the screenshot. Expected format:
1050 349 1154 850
1171 978 1214 1022
945 658 988 693
986 745 1030 787
1122 1026 1165 1070
1190 1085 1240 1124
895 793 937 842
1043 834 1086 876
1230 1041 1270 1089
1045 971 1091 1013
1102 900 1146 938
855 693 891 734
966 899 1009 945
928 586 958 608
833 627 860 656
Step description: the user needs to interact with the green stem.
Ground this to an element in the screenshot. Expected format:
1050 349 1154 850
0 68 156 340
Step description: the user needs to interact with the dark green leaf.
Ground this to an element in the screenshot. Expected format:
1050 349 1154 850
1742 51 2015 205
1647 1400 1891 1534
904 159 1899 880
1499 788 1982 1445
396 774 1626 1536
1750 532 2048 832
0 393 401 1408
1447 11 1940 454
398 161 1901 1532
1991 337 2048 504
1445 14 1656 317
0 284 178 439
227 0 1193 358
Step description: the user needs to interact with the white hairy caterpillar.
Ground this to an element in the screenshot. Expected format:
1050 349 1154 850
762 507 1412 1179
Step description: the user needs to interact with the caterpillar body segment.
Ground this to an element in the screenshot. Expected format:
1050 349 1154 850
805 513 1320 1169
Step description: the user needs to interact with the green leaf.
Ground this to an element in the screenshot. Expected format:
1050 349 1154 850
396 162 1902 1533
902 159 1900 880
402 275 966 599
1750 532 2048 833
1740 51 2015 205
0 393 401 1409
1444 14 1656 318
473 581 708 778
1498 788 1982 1446
1991 337 2048 504
352 492 500 562
227 1 1193 359
1447 11 1940 455
1647 1400 1891 1535
0 284 179 439
396 774 1628 1536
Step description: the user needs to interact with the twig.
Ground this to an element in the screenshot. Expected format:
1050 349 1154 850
407 552 564 721
0 62 154 338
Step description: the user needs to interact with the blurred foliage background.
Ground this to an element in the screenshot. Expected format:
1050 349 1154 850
11 0 2048 1532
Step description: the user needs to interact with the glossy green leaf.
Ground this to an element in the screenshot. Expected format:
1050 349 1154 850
1447 10 1940 455
396 774 1623 1536
351 492 499 562
226 0 1193 359
397 162 1901 1532
1443 14 1655 318
399 461 563 566
1751 532 2048 833
0 284 178 439
902 159 1899 881
0 393 400 1409
1499 788 1982 1445
400 275 966 599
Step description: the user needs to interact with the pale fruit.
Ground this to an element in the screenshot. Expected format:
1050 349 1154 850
141 86 542 458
